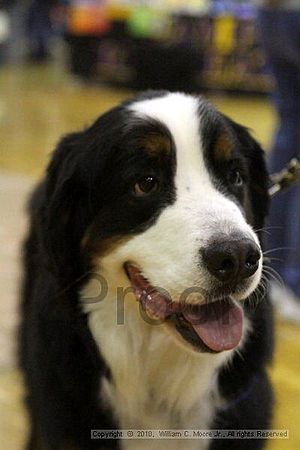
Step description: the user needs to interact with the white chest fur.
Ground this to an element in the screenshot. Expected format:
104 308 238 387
85 290 229 450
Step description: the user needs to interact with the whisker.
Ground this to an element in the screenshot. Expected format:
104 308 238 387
247 275 268 310
263 246 293 255
263 265 285 288
263 256 284 263
255 228 271 236
255 226 283 232
235 348 245 362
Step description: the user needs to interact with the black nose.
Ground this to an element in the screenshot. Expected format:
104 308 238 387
202 239 261 283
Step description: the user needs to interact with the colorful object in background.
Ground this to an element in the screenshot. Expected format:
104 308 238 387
127 6 170 40
201 2 273 92
213 14 235 55
68 0 111 35
64 0 273 93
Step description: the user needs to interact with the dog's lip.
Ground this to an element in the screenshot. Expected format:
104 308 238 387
124 263 244 352
124 262 178 319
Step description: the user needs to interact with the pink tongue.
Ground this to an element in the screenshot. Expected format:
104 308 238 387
183 301 243 352
126 265 243 352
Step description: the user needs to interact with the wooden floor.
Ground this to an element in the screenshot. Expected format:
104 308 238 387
0 64 299 450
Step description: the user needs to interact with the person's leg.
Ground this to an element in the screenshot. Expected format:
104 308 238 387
283 180 300 298
259 10 300 306
265 64 300 319
27 1 52 61
265 64 300 277
284 13 300 299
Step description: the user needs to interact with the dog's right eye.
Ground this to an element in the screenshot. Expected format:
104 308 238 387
134 176 159 196
229 168 244 187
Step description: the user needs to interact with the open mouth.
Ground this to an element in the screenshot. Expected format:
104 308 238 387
125 264 243 353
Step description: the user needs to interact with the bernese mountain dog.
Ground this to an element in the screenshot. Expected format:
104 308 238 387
20 91 274 450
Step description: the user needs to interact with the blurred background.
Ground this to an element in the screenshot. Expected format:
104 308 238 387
0 0 299 449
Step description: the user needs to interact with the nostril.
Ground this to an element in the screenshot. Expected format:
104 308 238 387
246 260 257 270
202 246 238 282
238 244 261 280
202 238 261 283
244 248 260 273
246 254 258 268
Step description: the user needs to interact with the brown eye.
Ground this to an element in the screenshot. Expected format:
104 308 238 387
229 169 244 187
134 176 159 196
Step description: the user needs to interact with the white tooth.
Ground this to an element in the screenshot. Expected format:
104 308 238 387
139 290 147 301
147 294 152 301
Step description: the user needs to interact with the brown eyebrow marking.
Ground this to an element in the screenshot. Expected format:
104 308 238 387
82 231 134 260
142 133 172 157
214 132 233 160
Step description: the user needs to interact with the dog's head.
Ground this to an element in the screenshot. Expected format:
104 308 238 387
42 91 269 354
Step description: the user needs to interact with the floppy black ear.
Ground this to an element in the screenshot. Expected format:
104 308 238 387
39 131 91 282
230 120 270 230
36 106 130 282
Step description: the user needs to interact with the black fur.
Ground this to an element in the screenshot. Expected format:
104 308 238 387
19 91 273 450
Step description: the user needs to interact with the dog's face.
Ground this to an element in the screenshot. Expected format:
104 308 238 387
44 92 269 354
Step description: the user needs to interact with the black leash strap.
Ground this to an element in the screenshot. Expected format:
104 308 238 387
269 158 300 197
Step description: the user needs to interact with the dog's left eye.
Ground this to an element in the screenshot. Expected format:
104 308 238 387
229 168 244 187
134 176 159 196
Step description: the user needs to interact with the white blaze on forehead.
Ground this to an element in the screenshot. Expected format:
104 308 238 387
129 92 255 238
130 92 212 191
94 92 262 300
130 93 249 226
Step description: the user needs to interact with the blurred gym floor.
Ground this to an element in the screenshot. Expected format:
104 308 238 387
0 65 299 450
